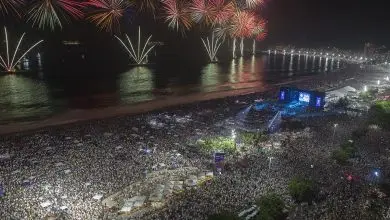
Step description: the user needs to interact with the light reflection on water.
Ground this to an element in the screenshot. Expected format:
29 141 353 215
119 67 154 103
0 54 344 123
0 75 52 123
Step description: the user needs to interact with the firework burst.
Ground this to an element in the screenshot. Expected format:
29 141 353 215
255 31 267 41
27 0 85 30
115 26 155 65
189 0 213 25
161 0 192 32
86 0 130 32
252 18 266 36
210 0 235 25
253 18 267 40
0 27 44 72
229 11 256 38
214 25 229 40
251 18 267 54
0 0 24 16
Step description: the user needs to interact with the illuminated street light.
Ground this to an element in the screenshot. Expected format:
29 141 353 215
364 85 368 92
386 76 389 81
378 80 380 85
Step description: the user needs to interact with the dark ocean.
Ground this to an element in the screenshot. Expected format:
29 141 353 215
0 53 343 124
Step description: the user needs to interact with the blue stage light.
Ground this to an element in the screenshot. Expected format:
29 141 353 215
316 97 322 107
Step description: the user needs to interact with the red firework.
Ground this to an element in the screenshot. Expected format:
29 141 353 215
210 0 235 25
254 18 267 41
85 0 129 32
161 0 192 31
230 11 256 38
256 31 267 41
189 0 213 25
59 0 85 18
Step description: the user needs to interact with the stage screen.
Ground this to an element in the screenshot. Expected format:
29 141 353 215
299 92 310 103
316 97 322 107
280 91 285 100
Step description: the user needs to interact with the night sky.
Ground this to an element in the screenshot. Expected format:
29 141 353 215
0 0 388 49
267 0 390 48
1 0 389 73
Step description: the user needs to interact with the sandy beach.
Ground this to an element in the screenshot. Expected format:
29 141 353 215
0 76 319 135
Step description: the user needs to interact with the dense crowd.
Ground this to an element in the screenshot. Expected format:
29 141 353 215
1 64 390 220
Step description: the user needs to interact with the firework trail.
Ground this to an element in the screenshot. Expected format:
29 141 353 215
201 32 222 62
0 27 44 72
27 0 85 30
0 0 24 17
85 0 130 32
115 26 155 64
252 18 267 54
161 0 192 32
228 11 256 56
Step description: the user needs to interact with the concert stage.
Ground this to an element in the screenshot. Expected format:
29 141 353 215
236 87 326 132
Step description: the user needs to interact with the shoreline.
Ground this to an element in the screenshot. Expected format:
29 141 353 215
0 77 314 136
